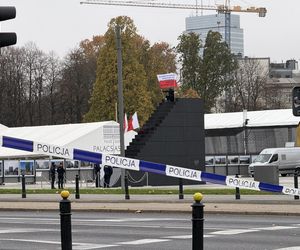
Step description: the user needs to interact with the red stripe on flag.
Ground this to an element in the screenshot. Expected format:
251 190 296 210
159 79 177 89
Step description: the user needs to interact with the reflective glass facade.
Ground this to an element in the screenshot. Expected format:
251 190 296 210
185 13 244 56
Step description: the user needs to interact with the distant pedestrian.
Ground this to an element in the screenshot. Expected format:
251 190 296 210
94 163 101 188
57 163 65 189
103 165 113 188
50 162 56 189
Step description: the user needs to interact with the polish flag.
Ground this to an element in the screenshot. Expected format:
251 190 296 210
123 113 128 132
157 73 177 89
128 112 140 131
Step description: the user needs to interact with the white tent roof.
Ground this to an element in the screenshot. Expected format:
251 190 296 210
1 109 299 158
205 109 300 130
0 121 136 158
0 121 115 145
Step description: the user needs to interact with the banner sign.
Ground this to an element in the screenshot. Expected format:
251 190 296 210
157 73 177 89
1 135 300 196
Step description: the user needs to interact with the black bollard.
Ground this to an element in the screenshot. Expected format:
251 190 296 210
235 174 240 200
21 174 26 198
124 171 130 200
191 192 204 250
75 175 80 199
294 170 299 200
60 190 72 250
179 178 184 200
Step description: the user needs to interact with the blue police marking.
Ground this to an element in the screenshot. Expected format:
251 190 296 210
3 136 33 152
1 135 300 196
73 149 102 164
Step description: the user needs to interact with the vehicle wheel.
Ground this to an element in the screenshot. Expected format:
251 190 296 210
281 173 287 177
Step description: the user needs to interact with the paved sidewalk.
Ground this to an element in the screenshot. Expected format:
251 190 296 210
0 193 299 215
0 177 299 215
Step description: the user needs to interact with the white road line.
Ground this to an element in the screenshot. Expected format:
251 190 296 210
0 238 61 245
209 225 299 236
118 239 170 245
73 243 118 249
211 229 260 235
163 235 192 239
204 235 216 238
0 228 56 234
273 247 300 250
253 226 298 231
0 239 118 249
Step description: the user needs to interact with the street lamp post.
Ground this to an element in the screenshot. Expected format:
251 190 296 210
116 25 130 200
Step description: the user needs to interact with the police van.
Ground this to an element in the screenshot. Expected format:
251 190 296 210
248 147 300 176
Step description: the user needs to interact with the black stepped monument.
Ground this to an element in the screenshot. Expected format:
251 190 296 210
125 98 205 186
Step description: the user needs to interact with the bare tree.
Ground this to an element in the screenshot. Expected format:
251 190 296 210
228 58 269 111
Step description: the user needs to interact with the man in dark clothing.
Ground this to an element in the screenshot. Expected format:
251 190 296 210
94 163 101 188
57 163 65 189
50 162 56 189
103 165 113 188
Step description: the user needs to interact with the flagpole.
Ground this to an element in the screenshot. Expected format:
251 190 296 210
116 25 130 200
115 102 118 122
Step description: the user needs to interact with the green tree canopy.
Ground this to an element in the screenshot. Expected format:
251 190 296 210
176 31 237 112
84 16 153 125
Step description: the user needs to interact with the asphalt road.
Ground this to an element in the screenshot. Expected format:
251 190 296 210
0 211 299 249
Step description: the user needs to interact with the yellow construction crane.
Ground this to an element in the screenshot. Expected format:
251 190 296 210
80 0 267 49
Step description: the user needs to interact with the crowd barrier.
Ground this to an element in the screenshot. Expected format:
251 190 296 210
1 135 300 196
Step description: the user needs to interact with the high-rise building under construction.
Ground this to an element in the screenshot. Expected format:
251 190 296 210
185 13 244 56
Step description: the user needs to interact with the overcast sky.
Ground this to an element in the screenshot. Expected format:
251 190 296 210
0 0 299 63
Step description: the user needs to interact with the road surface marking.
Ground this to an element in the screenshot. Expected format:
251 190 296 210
273 247 300 250
118 239 170 245
0 228 55 234
73 243 118 249
253 226 298 231
163 235 192 239
211 229 260 235
0 239 117 249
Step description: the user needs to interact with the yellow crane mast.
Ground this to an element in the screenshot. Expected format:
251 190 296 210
80 0 266 49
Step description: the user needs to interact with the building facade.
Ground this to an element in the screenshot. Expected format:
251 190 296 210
185 13 244 56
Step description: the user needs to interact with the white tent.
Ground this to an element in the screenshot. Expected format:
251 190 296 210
0 121 137 159
205 109 300 130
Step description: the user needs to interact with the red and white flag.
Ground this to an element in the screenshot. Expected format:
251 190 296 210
128 112 140 131
157 73 177 89
123 113 128 132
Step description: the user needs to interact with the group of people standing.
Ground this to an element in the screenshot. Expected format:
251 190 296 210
94 164 113 188
50 162 113 189
50 162 65 189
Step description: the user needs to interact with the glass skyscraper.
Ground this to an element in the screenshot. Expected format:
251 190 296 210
185 13 244 56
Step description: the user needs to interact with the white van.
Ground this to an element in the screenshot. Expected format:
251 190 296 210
248 147 300 176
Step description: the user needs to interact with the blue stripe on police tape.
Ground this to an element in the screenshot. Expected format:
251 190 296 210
3 136 33 152
201 172 226 185
73 149 101 164
259 182 283 193
139 160 166 175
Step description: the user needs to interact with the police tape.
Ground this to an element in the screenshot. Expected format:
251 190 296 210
1 135 300 196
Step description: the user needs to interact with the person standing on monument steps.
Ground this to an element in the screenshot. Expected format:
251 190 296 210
57 163 65 189
104 165 113 188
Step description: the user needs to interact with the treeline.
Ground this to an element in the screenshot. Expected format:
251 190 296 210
0 15 273 128
0 42 95 127
0 17 176 127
